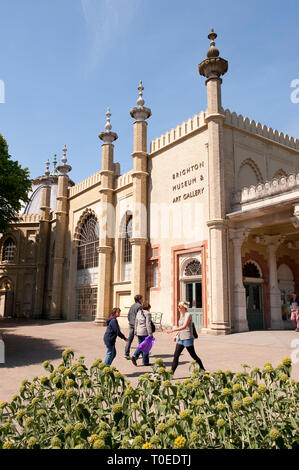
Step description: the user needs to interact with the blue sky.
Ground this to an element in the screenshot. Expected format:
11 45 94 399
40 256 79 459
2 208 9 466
0 0 298 183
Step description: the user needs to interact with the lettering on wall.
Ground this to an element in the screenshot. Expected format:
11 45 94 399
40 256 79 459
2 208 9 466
172 162 205 203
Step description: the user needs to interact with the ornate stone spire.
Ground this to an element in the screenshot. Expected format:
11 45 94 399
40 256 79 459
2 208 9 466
198 28 228 80
45 159 50 177
130 81 151 121
99 107 118 144
49 154 60 176
57 144 72 174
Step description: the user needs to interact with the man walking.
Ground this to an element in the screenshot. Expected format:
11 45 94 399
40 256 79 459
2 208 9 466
124 294 143 359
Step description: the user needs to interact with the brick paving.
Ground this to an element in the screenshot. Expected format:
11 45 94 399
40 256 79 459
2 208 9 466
0 319 298 402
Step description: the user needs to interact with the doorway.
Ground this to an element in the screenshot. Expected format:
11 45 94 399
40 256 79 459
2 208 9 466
185 281 203 329
0 278 14 318
244 283 264 330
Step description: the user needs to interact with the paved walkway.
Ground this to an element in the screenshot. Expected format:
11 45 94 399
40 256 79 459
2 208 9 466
0 319 298 402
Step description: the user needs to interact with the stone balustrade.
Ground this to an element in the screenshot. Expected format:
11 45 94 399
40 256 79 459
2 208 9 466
69 171 102 197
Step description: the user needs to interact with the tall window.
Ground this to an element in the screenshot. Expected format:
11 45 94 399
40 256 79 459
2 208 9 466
123 215 132 281
76 215 99 320
2 238 16 262
77 215 99 270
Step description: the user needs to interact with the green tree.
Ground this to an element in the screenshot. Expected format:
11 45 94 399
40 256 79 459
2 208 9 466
0 134 32 233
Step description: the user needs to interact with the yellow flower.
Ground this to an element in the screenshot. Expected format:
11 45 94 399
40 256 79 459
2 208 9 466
158 367 166 374
216 403 225 411
51 437 61 448
232 400 242 411
2 441 13 449
163 380 171 388
131 403 138 410
42 361 50 368
103 367 111 374
197 399 205 406
142 442 153 449
62 348 72 358
190 432 199 443
174 436 186 449
269 428 281 441
64 425 73 434
180 409 192 420
150 435 160 445
74 423 84 432
133 436 144 447
93 440 105 449
63 368 72 376
224 370 233 376
157 423 166 433
17 409 25 420
99 431 108 440
155 358 164 366
193 416 203 426
233 384 241 392
74 444 85 449
243 397 252 406
66 389 76 398
25 417 34 427
217 419 225 428
37 409 46 417
278 373 288 382
222 388 232 396
167 418 176 427
66 379 74 388
40 376 49 385
28 437 38 448
263 365 273 373
58 365 66 374
282 357 292 367
247 378 256 387
0 401 7 409
258 384 267 394
89 434 99 443
112 404 122 414
56 389 65 399
252 392 261 401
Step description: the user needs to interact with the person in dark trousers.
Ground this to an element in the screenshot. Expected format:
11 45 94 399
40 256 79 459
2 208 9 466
124 294 143 359
104 308 128 366
166 301 205 374
131 301 153 367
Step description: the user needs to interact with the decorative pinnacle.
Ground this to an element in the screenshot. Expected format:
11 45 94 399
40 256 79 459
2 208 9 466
62 144 67 165
105 107 112 132
130 80 151 121
99 107 118 143
53 154 57 167
45 159 50 177
207 28 219 58
57 144 72 175
198 29 228 80
137 80 145 107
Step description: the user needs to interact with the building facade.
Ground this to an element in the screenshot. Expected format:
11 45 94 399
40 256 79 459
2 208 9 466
1 30 299 334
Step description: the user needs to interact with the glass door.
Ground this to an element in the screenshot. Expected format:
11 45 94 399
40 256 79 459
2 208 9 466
185 281 203 328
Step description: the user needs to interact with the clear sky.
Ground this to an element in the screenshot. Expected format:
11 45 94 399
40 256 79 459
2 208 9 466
0 0 298 184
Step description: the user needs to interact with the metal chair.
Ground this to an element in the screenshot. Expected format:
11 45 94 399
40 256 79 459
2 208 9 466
151 312 163 331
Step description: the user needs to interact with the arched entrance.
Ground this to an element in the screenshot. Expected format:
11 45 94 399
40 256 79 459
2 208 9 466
243 261 264 330
0 278 14 318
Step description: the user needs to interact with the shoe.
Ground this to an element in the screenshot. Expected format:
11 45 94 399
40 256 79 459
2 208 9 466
124 355 130 360
131 357 137 367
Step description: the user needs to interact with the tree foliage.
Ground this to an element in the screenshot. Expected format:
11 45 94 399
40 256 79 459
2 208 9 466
0 134 32 233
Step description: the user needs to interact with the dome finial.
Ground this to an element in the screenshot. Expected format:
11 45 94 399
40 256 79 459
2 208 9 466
105 107 112 132
137 80 145 107
207 28 219 58
57 144 72 175
45 158 50 177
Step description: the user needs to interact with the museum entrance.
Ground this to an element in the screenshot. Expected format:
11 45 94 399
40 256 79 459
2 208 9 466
185 281 203 329
244 283 264 330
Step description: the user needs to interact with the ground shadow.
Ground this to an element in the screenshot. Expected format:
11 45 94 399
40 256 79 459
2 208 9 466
0 332 64 368
0 319 73 330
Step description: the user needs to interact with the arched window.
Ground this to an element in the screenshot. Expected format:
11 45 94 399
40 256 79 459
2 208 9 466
2 238 16 262
243 261 261 278
124 216 132 264
184 260 202 277
77 215 99 270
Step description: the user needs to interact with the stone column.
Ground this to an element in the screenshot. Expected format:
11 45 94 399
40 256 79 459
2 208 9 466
49 148 71 319
95 109 117 325
229 228 249 332
199 29 230 334
33 161 51 318
129 81 151 301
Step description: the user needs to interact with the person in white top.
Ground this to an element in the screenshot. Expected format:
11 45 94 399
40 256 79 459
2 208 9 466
166 301 205 374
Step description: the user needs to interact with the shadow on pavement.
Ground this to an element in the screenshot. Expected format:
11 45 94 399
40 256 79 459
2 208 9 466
0 319 72 330
0 332 64 368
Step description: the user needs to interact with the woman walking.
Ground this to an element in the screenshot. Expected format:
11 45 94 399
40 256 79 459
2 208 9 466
131 301 153 367
166 301 205 373
104 308 128 366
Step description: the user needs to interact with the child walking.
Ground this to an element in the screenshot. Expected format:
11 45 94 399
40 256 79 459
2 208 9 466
104 308 128 366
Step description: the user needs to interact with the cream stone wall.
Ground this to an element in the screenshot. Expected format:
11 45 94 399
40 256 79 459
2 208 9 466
148 128 209 325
